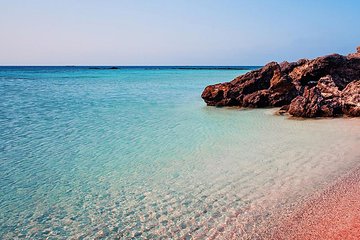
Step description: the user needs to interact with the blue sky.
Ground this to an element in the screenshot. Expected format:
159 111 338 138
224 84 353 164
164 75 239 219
0 0 359 65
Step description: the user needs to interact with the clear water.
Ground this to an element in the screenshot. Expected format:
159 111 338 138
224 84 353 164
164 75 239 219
1 66 359 239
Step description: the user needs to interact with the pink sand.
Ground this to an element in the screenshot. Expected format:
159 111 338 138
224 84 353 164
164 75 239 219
270 166 360 240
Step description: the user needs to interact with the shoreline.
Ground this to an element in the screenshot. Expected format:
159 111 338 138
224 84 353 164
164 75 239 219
267 163 360 239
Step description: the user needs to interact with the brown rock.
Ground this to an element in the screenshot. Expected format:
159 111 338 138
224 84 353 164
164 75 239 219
233 62 277 95
288 54 349 88
201 46 360 118
317 75 341 98
288 87 323 118
242 90 270 108
288 77 342 118
201 83 233 106
269 75 297 106
342 80 360 117
202 62 280 107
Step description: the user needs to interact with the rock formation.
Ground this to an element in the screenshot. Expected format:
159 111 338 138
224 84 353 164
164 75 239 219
201 47 360 117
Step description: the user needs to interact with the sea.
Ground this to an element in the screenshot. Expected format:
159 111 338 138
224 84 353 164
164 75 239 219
1 66 359 239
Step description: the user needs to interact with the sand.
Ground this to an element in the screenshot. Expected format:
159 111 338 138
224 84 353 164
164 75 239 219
269 166 360 240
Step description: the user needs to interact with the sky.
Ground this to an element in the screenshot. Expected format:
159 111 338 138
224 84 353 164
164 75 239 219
0 0 359 66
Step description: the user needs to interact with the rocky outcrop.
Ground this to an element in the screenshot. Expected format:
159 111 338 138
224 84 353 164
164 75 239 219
201 47 360 118
287 76 343 117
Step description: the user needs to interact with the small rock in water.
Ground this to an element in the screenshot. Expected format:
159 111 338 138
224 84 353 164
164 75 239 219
212 211 222 218
180 222 187 229
184 233 192 240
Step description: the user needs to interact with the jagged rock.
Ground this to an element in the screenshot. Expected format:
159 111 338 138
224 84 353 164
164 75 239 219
288 78 343 118
288 87 323 118
342 80 360 117
201 83 232 106
269 74 297 106
242 90 270 108
202 46 360 118
317 75 341 98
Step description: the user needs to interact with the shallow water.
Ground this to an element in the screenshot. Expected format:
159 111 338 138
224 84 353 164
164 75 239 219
1 67 359 239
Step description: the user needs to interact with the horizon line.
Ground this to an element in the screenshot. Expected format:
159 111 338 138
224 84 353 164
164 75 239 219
0 65 264 68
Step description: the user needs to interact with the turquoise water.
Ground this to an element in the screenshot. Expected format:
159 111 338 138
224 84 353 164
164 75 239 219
1 67 360 239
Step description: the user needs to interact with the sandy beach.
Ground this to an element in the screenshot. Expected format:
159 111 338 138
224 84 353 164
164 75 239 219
269 164 360 240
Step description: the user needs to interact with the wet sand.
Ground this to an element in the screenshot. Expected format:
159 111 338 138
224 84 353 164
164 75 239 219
269 165 360 240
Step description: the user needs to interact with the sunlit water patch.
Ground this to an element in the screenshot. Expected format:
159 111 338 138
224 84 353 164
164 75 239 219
1 67 359 239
